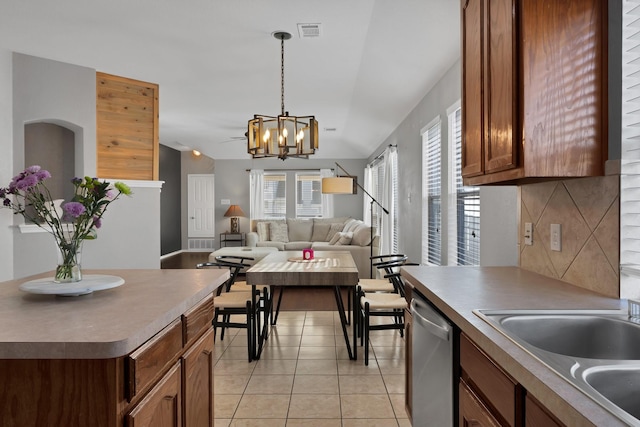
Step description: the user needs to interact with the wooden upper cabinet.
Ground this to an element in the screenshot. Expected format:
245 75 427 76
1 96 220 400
521 0 607 178
460 0 607 185
461 0 485 178
96 72 159 181
461 0 518 180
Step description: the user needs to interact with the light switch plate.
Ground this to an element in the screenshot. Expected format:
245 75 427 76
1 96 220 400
221 199 231 205
550 224 562 251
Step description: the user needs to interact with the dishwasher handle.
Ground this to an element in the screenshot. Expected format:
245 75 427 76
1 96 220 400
411 298 451 341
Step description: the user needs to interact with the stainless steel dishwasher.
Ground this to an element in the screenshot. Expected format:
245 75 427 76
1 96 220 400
411 296 454 427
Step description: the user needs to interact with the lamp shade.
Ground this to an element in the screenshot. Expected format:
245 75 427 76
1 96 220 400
321 177 354 194
224 205 246 217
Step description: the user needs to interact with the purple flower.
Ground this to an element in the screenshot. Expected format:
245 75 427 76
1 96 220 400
35 170 51 181
15 174 39 190
106 189 116 200
62 202 86 218
71 177 83 185
2 198 10 207
25 165 41 173
92 216 102 229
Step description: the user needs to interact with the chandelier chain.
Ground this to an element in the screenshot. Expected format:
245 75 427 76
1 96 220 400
280 35 285 116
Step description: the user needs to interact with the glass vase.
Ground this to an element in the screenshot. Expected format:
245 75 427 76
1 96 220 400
54 235 83 283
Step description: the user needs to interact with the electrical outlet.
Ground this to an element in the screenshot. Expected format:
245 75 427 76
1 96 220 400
550 224 562 251
524 223 533 246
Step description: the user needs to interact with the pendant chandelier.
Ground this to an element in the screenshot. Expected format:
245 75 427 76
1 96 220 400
248 31 318 160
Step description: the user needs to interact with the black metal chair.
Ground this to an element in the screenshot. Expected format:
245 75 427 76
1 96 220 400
196 257 266 362
356 255 413 365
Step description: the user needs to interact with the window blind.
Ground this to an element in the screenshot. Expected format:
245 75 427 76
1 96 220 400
296 173 323 218
422 119 442 265
621 0 640 292
453 107 480 265
263 173 286 218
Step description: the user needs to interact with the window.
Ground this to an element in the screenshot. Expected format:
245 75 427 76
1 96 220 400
263 173 286 218
621 0 640 297
450 106 480 265
421 104 481 267
296 173 323 218
422 118 442 265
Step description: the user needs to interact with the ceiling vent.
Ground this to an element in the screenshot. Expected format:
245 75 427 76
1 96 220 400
297 23 322 38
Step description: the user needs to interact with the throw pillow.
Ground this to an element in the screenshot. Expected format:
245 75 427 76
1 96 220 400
311 223 331 241
330 231 353 245
256 222 270 241
270 222 289 243
351 224 373 246
287 218 313 241
342 218 358 233
326 223 344 242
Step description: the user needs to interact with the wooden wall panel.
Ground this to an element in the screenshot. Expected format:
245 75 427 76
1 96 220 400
97 72 159 180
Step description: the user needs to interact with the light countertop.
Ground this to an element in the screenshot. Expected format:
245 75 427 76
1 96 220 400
0 269 229 359
401 266 627 427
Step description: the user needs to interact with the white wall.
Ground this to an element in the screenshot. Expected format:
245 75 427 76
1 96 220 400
0 49 14 282
479 186 518 266
9 53 161 280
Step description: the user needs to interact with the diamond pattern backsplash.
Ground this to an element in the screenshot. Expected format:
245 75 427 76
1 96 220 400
519 175 620 298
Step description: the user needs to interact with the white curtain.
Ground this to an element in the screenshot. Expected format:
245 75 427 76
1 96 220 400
363 165 373 226
320 168 335 217
249 169 264 220
380 146 397 255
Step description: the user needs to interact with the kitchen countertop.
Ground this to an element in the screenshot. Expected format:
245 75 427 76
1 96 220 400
401 265 628 427
0 269 229 359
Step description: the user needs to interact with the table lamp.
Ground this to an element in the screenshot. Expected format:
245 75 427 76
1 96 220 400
224 205 246 233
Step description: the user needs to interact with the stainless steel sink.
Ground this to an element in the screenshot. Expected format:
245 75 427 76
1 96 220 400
495 313 640 359
475 309 640 426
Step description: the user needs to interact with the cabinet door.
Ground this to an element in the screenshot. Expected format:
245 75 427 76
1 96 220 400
459 380 501 427
461 0 485 177
404 308 413 421
521 0 606 177
126 362 182 427
485 0 518 173
183 327 214 427
525 394 565 427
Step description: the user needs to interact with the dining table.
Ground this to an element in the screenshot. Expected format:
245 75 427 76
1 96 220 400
246 250 360 360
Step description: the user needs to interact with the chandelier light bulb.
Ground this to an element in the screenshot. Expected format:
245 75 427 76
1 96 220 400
282 127 288 138
263 129 270 143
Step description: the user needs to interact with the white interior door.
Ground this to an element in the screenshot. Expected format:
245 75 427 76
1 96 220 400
188 174 215 237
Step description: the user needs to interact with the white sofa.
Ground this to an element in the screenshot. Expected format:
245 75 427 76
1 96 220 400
246 217 380 279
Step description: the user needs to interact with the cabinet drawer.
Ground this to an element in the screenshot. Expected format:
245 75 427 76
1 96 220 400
460 333 519 427
126 361 182 426
128 318 183 400
182 295 214 345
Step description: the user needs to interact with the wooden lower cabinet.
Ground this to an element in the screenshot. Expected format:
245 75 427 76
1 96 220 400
183 327 215 427
459 380 501 427
404 307 413 422
0 295 215 427
525 394 564 427
126 362 182 427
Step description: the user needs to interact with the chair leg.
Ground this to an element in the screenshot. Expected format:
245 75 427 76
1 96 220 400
364 302 370 366
272 286 285 325
245 301 253 362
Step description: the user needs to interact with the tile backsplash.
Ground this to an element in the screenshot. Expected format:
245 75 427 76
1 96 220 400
519 175 620 297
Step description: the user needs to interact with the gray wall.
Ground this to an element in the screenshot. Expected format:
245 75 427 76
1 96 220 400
368 59 518 266
0 48 14 282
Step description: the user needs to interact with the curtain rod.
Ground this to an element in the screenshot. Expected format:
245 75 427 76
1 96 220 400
246 168 334 172
373 144 398 161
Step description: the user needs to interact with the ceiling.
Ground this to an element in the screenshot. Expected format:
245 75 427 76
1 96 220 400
0 0 461 160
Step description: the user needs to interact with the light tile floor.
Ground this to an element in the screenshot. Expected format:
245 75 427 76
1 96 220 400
214 310 410 427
